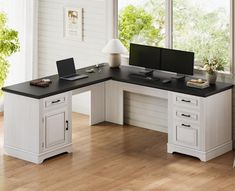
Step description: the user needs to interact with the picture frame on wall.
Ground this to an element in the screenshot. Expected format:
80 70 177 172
64 7 83 41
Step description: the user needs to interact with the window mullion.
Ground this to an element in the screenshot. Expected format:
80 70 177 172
113 0 118 38
165 0 173 49
106 0 118 40
230 0 235 75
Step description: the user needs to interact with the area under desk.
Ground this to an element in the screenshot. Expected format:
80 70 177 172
2 64 234 163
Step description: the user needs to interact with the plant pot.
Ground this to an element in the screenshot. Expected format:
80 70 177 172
206 72 217 84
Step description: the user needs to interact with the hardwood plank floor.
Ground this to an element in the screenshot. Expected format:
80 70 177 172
0 113 234 191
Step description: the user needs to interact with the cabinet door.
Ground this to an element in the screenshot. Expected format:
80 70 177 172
44 110 68 149
173 121 199 149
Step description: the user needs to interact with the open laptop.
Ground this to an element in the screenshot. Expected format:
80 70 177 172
56 58 88 81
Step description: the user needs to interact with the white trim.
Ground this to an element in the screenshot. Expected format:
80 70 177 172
168 141 233 162
105 0 118 41
165 0 173 48
231 0 235 75
25 0 38 80
33 0 39 79
4 144 72 164
113 0 118 38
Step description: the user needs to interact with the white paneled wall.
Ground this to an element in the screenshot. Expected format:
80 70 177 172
38 0 106 114
124 92 168 133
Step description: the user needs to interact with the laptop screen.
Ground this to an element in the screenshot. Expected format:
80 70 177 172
56 58 76 77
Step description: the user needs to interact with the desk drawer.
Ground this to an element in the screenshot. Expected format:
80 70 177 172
174 93 200 109
174 109 199 123
43 93 68 109
45 97 66 108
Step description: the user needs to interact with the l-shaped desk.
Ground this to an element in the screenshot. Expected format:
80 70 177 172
2 64 233 164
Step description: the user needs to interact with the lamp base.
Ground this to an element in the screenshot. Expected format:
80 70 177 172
109 54 121 68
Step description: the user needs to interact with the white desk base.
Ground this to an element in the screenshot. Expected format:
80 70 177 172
3 81 233 163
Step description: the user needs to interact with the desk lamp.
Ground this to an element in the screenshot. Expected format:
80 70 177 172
102 39 128 68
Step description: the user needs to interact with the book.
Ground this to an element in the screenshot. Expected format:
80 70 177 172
186 79 209 89
30 79 52 88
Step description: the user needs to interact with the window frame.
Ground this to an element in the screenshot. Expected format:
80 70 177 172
114 0 235 75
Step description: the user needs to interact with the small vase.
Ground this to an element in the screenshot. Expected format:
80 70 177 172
206 72 217 84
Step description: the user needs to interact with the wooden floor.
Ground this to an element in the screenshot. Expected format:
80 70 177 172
0 113 235 191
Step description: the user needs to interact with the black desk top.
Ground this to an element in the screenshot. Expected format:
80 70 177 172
2 64 233 99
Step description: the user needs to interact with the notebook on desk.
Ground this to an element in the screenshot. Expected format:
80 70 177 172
56 58 88 81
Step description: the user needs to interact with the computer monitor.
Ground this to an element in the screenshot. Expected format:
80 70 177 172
161 48 194 75
129 43 161 70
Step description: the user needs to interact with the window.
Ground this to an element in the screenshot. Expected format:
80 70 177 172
118 0 232 72
118 0 166 49
173 0 230 69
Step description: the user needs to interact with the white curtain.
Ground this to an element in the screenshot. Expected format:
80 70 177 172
0 0 37 111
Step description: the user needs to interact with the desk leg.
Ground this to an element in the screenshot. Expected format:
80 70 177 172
90 83 105 125
105 81 124 125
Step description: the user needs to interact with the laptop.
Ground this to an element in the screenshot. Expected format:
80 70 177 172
56 58 88 81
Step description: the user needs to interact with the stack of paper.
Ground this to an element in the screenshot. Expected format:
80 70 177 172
186 79 209 89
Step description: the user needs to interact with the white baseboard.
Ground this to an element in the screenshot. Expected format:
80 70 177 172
4 144 72 164
167 141 233 162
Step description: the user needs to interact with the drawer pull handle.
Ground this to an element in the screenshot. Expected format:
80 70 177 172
182 124 191 128
181 99 191 103
52 100 61 104
66 120 69 130
181 114 191 118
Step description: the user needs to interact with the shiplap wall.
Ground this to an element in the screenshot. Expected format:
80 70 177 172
38 0 106 114
124 92 168 133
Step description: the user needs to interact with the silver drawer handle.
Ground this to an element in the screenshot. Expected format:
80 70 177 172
181 114 191 118
181 99 191 103
182 124 191 128
52 100 61 104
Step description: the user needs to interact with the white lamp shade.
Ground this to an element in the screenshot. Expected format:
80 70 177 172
102 39 128 54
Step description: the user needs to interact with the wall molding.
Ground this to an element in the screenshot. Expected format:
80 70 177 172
105 0 118 41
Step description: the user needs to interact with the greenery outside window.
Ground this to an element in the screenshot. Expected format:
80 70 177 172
118 0 232 72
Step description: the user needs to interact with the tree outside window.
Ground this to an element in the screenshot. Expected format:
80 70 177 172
118 0 230 70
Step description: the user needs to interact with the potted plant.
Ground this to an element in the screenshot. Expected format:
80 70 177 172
0 12 20 95
203 56 225 84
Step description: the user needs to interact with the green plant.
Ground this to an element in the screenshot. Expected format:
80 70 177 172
0 12 20 95
118 0 230 69
118 5 164 50
203 56 225 75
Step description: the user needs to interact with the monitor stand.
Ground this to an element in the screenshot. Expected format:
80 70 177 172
130 69 160 81
138 69 154 77
171 74 186 81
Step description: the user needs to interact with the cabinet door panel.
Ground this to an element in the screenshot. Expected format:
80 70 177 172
173 122 199 149
45 112 66 148
176 126 197 146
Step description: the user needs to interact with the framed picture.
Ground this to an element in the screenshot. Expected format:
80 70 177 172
64 7 83 40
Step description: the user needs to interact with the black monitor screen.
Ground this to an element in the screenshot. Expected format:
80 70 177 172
161 48 194 75
129 43 161 70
